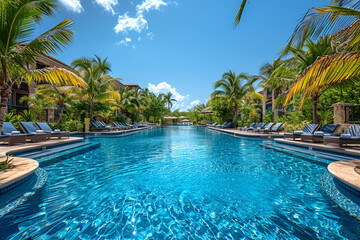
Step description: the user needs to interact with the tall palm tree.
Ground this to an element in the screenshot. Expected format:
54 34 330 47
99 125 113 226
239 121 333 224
37 85 75 123
163 92 177 111
0 0 86 132
71 56 120 120
211 70 260 126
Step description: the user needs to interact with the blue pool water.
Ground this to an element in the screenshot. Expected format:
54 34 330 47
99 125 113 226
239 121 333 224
1 126 360 239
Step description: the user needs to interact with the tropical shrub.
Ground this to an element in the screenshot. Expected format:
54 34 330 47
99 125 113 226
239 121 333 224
0 155 14 171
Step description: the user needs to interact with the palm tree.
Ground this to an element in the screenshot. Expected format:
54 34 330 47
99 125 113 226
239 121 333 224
37 85 75 123
0 0 86 132
163 92 177 111
71 56 120 120
211 70 260 126
116 88 140 118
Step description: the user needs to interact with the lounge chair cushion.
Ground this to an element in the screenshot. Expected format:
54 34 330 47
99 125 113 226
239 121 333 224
2 122 19 135
340 134 352 139
314 131 330 136
320 124 339 134
36 122 53 132
294 131 303 135
20 122 39 133
11 131 20 135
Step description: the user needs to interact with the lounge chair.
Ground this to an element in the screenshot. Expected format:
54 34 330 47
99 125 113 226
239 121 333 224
97 121 115 130
113 122 125 130
324 124 360 147
254 122 274 133
119 122 130 129
301 124 339 143
239 122 256 131
259 122 283 134
283 124 320 140
252 122 268 132
220 122 232 128
19 122 47 142
245 122 261 132
209 122 217 127
91 121 110 131
217 122 227 128
36 122 70 139
0 122 27 145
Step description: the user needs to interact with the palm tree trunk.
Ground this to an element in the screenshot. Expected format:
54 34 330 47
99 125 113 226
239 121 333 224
59 103 64 123
0 83 12 134
89 94 94 120
312 95 319 124
232 110 239 127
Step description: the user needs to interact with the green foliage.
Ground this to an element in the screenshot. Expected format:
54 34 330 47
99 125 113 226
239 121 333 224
20 110 35 122
50 120 83 132
0 155 14 171
264 111 274 123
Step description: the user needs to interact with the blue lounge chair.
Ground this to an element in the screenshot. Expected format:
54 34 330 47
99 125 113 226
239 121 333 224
324 124 360 147
245 122 261 132
36 122 70 139
91 121 110 131
217 122 227 128
240 122 256 131
252 122 267 132
221 122 232 128
255 122 274 132
259 123 283 134
301 124 339 142
19 122 47 142
283 124 320 140
0 122 27 145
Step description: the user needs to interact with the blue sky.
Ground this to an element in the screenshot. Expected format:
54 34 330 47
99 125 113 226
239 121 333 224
37 0 329 111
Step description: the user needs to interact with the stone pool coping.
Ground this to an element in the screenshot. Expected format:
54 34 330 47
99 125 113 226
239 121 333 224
328 160 360 192
0 137 83 190
0 157 39 190
207 127 284 139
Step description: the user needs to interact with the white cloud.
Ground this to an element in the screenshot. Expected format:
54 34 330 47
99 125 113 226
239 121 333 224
190 100 200 106
117 37 132 46
114 0 168 37
95 0 118 14
146 32 155 40
148 82 202 111
114 13 148 33
59 0 83 13
136 0 167 14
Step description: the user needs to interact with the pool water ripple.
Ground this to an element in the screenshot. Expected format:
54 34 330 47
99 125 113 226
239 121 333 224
1 126 360 239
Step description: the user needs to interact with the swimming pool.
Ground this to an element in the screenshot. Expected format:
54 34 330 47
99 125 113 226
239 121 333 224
1 126 359 239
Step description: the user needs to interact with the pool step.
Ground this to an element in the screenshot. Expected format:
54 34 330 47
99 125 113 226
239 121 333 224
17 142 91 159
16 141 101 167
260 142 357 165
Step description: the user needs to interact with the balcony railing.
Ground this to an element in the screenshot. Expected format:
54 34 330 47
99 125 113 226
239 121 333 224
347 105 360 123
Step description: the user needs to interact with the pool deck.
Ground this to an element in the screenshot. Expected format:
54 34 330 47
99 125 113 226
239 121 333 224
207 127 284 139
328 160 360 192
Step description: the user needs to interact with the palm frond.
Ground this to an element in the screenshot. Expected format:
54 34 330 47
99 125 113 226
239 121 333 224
22 67 87 88
285 52 360 107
